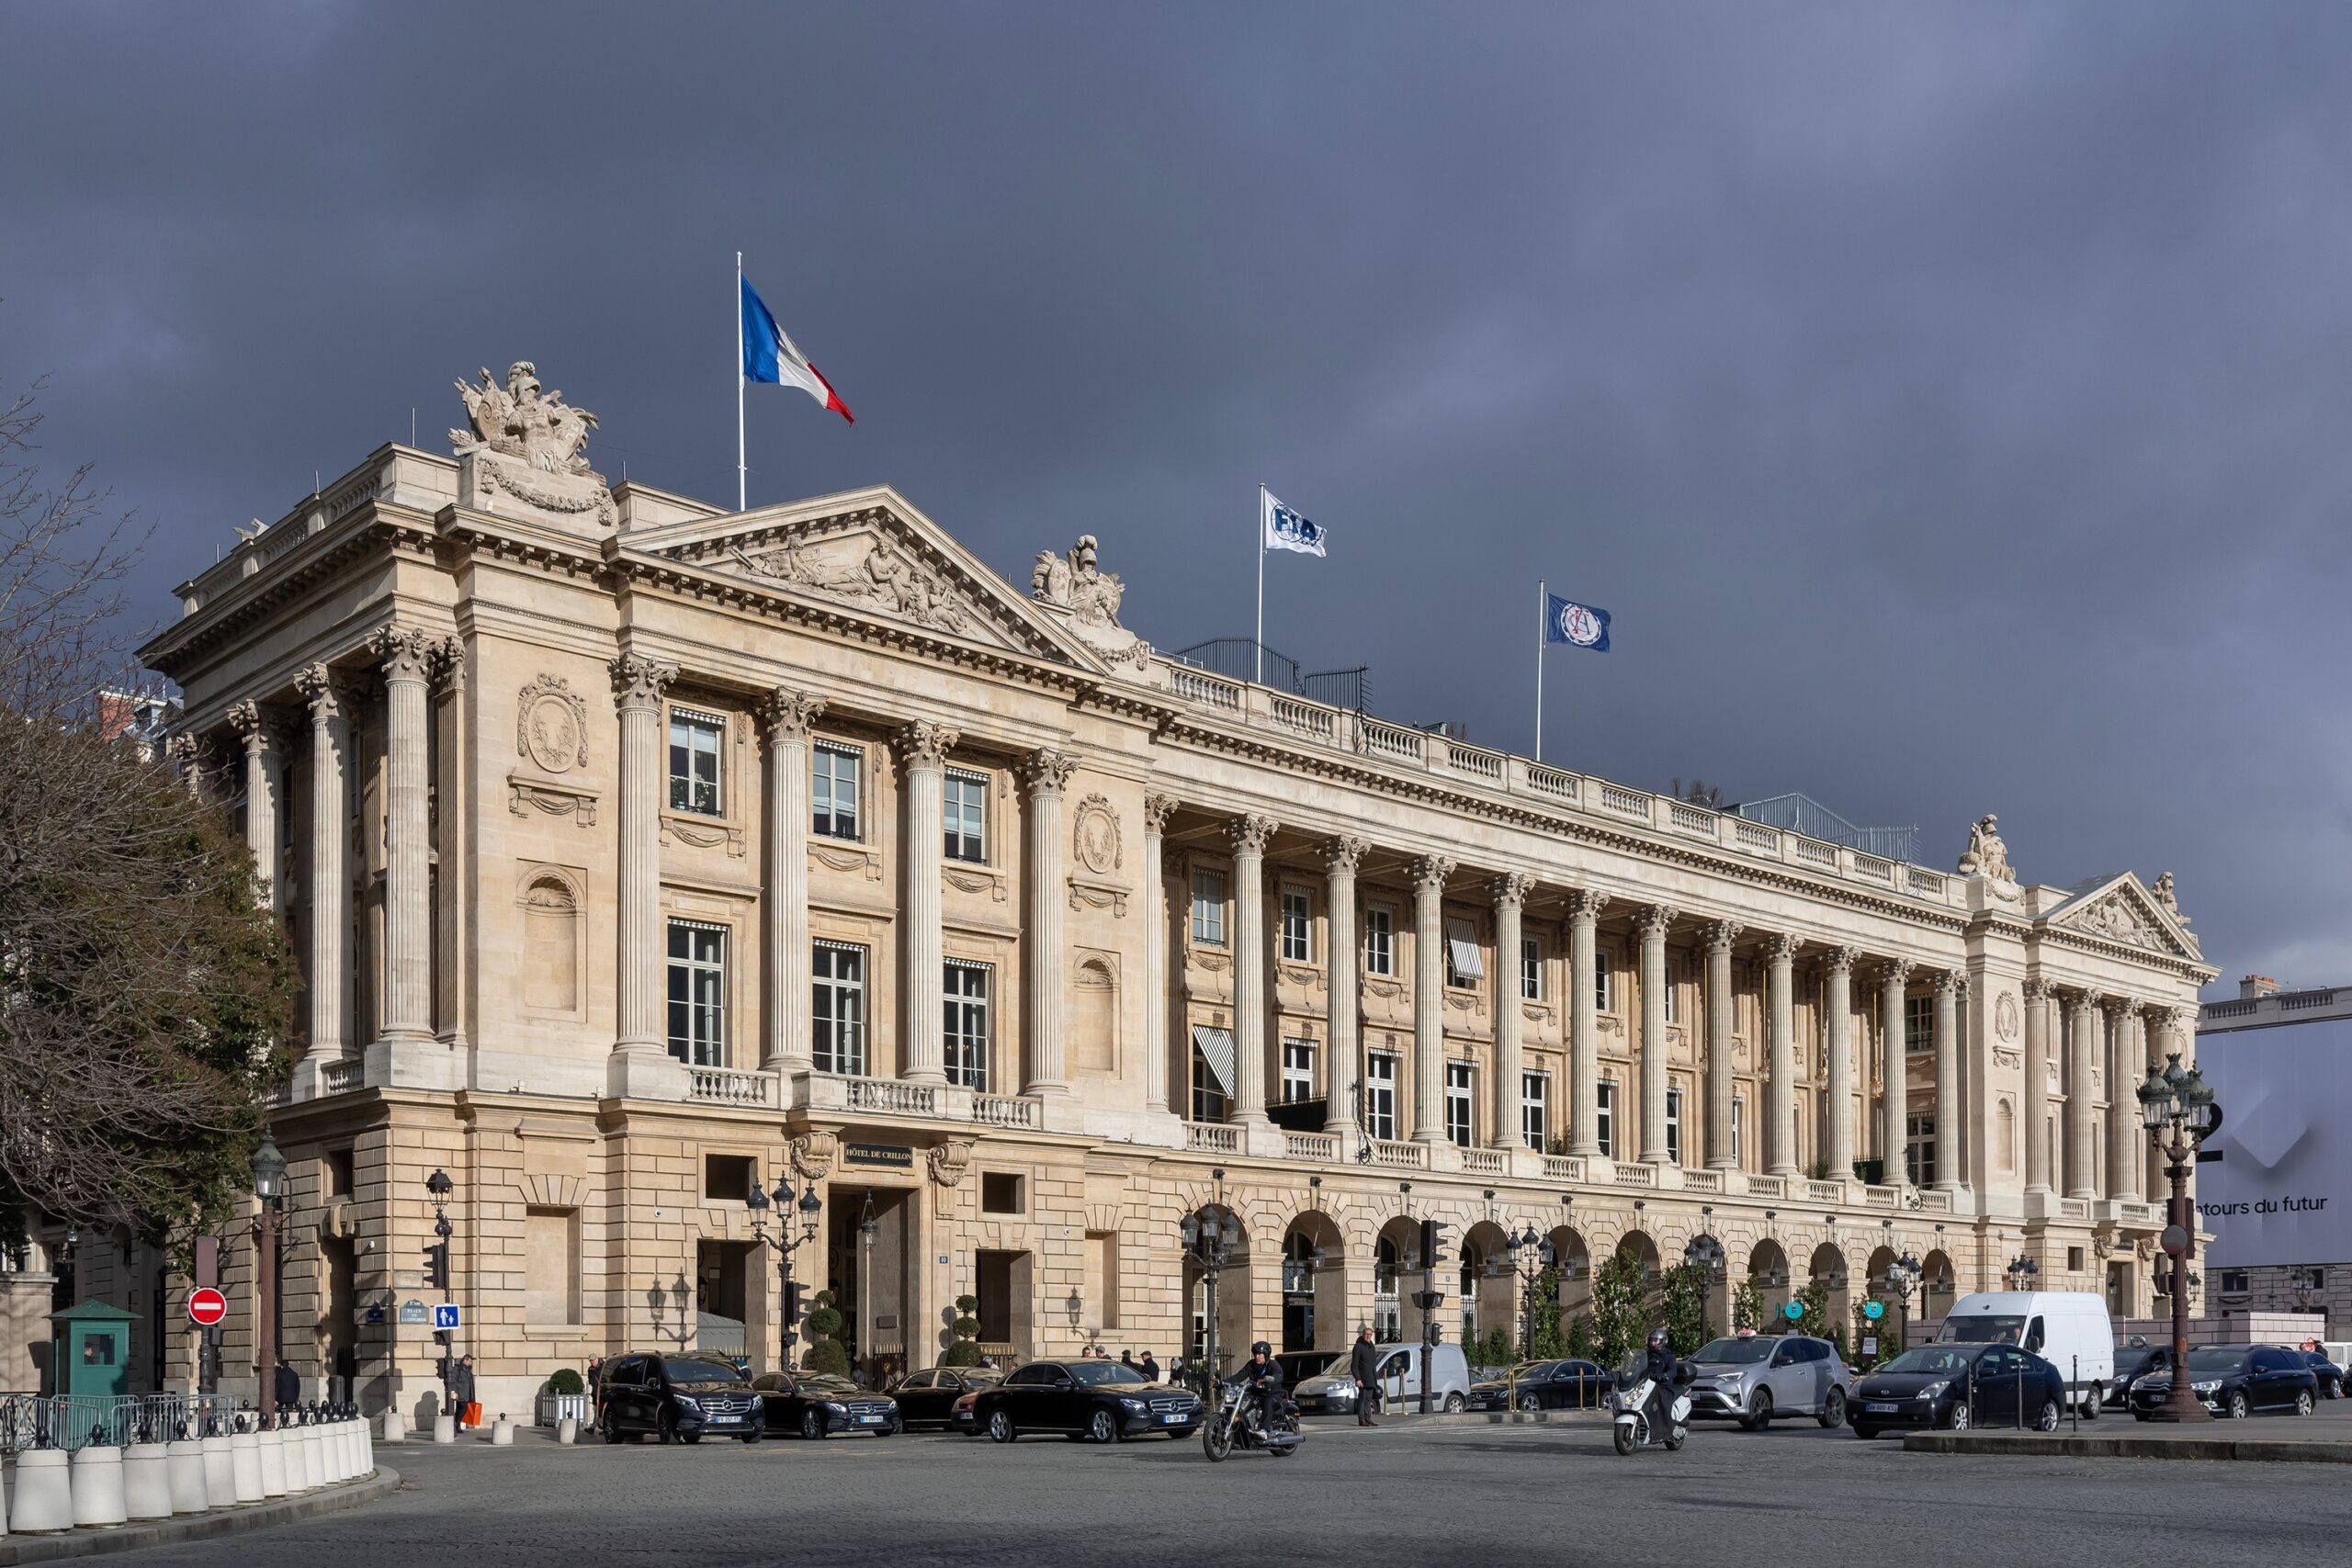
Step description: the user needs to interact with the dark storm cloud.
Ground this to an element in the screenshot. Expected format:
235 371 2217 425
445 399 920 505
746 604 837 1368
6 2 2347 994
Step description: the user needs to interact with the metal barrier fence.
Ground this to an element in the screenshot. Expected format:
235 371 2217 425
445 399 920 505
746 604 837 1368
0 1393 251 1452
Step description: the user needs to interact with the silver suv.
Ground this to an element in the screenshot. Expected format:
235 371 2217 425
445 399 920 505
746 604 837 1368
1685 1335 1849 1429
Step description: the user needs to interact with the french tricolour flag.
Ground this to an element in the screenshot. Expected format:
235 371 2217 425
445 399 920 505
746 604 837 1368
741 275 853 423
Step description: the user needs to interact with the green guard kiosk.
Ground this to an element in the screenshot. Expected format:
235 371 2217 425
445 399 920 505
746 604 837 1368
51 1300 140 1399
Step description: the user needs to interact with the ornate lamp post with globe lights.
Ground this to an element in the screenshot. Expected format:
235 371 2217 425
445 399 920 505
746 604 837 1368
745 1170 823 1371
1179 1171 1243 1394
2138 1053 2222 1423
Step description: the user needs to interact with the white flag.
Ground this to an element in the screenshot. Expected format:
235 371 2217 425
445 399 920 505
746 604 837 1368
1261 489 1329 558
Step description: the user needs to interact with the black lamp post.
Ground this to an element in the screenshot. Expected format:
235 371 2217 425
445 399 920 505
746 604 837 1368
252 1131 287 1421
746 1171 822 1371
2138 1052 2220 1423
1179 1170 1241 1393
2006 1254 2041 1289
1498 1223 1558 1366
1884 1250 1921 1354
425 1167 455 1404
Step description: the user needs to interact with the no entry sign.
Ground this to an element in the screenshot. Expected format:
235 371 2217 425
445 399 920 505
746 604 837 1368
187 1287 228 1326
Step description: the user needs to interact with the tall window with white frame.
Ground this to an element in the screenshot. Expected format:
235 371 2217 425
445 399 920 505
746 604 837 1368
1731 1095 1744 1167
665 919 727 1066
1596 1079 1617 1158
1364 1052 1397 1141
944 961 991 1089
1190 868 1227 946
1905 1113 1937 1188
1190 1033 1228 1124
1521 937 1542 1001
811 941 866 1076
943 769 988 863
1665 1086 1683 1165
1281 1037 1316 1104
1661 959 1677 1023
1374 1236 1401 1343
811 741 862 840
1444 1061 1475 1147
668 709 724 816
1521 1070 1550 1151
1280 886 1312 963
1595 947 1613 1012
1363 906 1394 976
1905 994 1933 1054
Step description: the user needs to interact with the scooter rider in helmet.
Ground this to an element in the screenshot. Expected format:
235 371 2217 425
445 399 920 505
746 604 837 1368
1234 1341 1285 1436
1640 1327 1678 1438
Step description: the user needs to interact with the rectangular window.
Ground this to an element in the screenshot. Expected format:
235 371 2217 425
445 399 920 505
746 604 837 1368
667 709 724 816
1365 1053 1398 1142
2219 1269 2248 1295
1364 907 1395 976
980 1172 1024 1214
811 941 867 1076
1445 917 1484 987
664 919 727 1066
811 741 862 840
1905 1112 1937 1188
1905 995 1933 1054
1662 959 1678 1023
944 961 991 1090
1444 1061 1475 1147
1521 937 1542 1001
1731 1096 1744 1166
1521 1071 1550 1151
1281 1038 1317 1103
1595 949 1613 1012
943 770 988 863
1665 1088 1683 1166
524 1207 581 1326
1596 1080 1617 1158
1281 887 1313 963
1191 869 1227 946
1190 1048 1228 1124
703 1154 756 1202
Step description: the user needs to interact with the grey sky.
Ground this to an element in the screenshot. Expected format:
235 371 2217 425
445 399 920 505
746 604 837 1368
6 3 2346 997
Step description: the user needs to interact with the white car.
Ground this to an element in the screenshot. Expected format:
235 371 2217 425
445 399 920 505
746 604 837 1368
1293 1342 1472 1415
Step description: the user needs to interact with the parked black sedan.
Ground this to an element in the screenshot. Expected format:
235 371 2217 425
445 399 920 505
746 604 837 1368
749 1370 900 1438
1849 1343 2065 1437
597 1352 763 1444
1466 1359 1613 1413
888 1365 1001 1429
2130 1345 2318 1420
2298 1349 2345 1399
2105 1345 2172 1410
969 1359 1204 1443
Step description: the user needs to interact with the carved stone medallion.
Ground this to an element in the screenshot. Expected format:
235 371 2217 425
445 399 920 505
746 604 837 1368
517 674 589 773
1995 989 2021 1043
1072 793 1122 876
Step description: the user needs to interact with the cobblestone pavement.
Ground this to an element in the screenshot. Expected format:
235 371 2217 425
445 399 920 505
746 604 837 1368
102 1416 2352 1568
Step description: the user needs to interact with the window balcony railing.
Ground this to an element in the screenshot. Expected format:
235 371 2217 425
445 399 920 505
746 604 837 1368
687 1065 778 1108
1186 1122 1243 1154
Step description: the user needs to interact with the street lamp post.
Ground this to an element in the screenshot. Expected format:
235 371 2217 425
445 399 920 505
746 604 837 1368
2138 1052 2221 1424
425 1168 455 1409
1179 1169 1241 1398
251 1131 287 1421
1498 1223 1558 1370
745 1172 823 1371
1884 1250 1921 1356
2006 1254 2041 1290
1682 1233 1725 1341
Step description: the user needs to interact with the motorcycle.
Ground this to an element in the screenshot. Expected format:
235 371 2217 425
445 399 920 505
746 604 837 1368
1611 1357 1693 1456
1203 1379 1304 1461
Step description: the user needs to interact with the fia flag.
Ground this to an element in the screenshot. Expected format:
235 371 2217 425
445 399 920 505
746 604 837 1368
1261 490 1328 557
1545 593 1611 652
741 275 854 423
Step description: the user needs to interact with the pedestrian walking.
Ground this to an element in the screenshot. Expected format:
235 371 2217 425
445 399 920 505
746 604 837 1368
1350 1323 1381 1427
273 1358 300 1414
449 1354 479 1429
1139 1350 1161 1383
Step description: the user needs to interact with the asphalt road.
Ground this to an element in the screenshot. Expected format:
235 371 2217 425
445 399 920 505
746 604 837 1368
103 1414 2352 1568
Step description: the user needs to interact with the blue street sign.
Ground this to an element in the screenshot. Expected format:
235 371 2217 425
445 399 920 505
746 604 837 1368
1782 1301 1805 1321
433 1303 461 1331
1863 1300 1886 1321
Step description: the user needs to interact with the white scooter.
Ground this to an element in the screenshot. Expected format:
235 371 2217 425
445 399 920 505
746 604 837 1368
1612 1359 1692 1455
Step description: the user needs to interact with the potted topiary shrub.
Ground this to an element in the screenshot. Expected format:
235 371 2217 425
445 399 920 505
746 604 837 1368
537 1365 591 1428
942 1294 983 1368
804 1291 852 1376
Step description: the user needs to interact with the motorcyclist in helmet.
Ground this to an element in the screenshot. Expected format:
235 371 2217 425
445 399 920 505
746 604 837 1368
1233 1341 1285 1436
1639 1327 1678 1438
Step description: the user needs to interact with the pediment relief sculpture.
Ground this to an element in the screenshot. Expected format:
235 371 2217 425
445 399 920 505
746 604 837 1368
2063 889 2174 953
730 531 994 643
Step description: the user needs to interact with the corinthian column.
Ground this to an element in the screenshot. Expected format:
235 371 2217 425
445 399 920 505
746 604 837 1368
1765 932 1800 1176
227 699 285 910
1932 970 1963 1191
1228 814 1278 1124
2108 999 2143 1202
1143 796 1179 1117
1879 960 1913 1186
609 654 677 1076
375 626 436 1045
894 721 959 1083
1824 946 1859 1180
2068 989 2102 1198
1323 835 1369 1137
295 665 353 1097
1637 904 1677 1165
759 687 824 1076
2022 976 2052 1194
1409 855 1455 1143
1489 874 1533 1149
1022 749 1078 1097
1702 920 1743 1168
1566 890 1607 1156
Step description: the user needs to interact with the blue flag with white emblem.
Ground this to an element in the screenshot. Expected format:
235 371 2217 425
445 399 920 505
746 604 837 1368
1545 593 1611 651
1261 490 1328 557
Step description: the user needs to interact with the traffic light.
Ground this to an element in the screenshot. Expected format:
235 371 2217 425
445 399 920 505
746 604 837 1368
782 1280 805 1347
422 1239 450 1292
1419 1218 1451 1270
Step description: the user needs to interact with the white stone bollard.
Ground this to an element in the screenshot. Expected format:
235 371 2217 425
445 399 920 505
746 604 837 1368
199 1431 236 1511
489 1413 514 1446
12 1449 74 1533
258 1425 288 1497
379 1407 406 1445
229 1424 265 1502
165 1438 209 1515
330 1417 354 1483
70 1444 129 1529
292 1421 321 1493
361 1413 377 1474
122 1442 174 1521
432 1412 457 1445
557 1414 579 1445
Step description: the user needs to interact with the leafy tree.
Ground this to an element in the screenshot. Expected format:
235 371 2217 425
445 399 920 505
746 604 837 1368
1527 1266 1567 1359
1795 1278 1832 1337
1586 1249 1650 1369
1731 1278 1765 1333
1466 1325 1515 1370
942 1292 983 1367
1658 1262 1713 1355
804 1290 850 1375
1564 1312 1594 1361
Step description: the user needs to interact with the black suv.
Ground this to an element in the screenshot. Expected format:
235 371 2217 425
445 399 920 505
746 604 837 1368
598 1352 763 1444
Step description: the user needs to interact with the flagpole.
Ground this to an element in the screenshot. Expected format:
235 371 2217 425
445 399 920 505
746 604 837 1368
1535 578 1546 762
1254 484 1267 685
736 252 747 513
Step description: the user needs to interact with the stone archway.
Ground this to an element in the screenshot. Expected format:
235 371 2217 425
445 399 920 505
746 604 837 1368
1180 1204 1253 1377
1282 1211 1347 1354
1684 1232 1732 1340
1808 1242 1851 1341
1374 1217 1420 1345
1748 1238 1792 1325
1548 1225 1591 1321
1921 1249 1958 1326
1459 1221 1514 1350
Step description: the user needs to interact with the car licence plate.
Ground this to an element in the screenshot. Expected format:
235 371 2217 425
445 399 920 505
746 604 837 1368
1865 1403 1897 1414
858 1415 884 1424
1161 1413 1186 1424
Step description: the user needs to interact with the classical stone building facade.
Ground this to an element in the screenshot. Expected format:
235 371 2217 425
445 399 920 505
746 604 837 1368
104 367 2213 1416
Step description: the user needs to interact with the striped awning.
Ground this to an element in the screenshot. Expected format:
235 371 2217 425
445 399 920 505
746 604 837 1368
1446 918 1485 980
1191 1024 1238 1096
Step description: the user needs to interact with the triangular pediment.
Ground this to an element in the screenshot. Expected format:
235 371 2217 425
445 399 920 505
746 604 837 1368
623 486 1109 671
2043 873 2199 960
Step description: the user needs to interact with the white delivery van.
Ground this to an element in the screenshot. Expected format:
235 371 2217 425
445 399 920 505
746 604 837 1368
1934 1291 2114 1415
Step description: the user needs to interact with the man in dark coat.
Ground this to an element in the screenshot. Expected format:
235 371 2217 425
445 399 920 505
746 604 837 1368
1138 1351 1160 1383
1350 1324 1382 1427
273 1359 300 1415
448 1354 478 1427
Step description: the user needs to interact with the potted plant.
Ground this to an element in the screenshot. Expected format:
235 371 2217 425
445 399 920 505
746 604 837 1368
942 1294 984 1368
536 1365 591 1428
804 1291 852 1376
